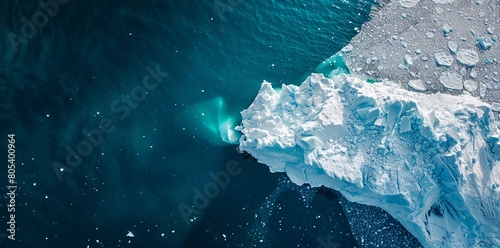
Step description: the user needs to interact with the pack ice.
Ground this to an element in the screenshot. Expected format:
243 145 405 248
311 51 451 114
237 73 500 247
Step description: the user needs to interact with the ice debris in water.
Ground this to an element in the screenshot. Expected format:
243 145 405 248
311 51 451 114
238 73 500 248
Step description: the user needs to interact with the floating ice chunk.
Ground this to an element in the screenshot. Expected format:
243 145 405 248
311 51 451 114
126 232 134 238
447 41 458 54
425 32 435 38
456 49 479 67
439 71 463 90
404 54 413 66
408 79 426 91
487 27 495 34
480 83 487 98
477 37 493 50
463 80 478 92
433 52 453 67
470 68 478 79
442 24 453 36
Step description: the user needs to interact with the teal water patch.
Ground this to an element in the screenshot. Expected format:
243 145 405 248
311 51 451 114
315 53 350 78
176 97 240 145
315 53 382 83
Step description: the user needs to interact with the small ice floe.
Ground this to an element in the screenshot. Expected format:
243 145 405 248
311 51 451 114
408 79 427 91
439 71 463 90
434 52 454 67
447 41 458 54
456 49 479 67
463 80 478 92
126 231 134 238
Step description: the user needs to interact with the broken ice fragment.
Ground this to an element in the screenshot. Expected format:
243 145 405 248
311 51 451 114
434 52 453 67
442 24 453 36
404 54 413 66
387 100 403 130
408 79 426 91
463 80 478 92
447 41 458 54
477 37 493 50
470 69 478 79
399 116 412 133
439 71 463 90
456 49 479 67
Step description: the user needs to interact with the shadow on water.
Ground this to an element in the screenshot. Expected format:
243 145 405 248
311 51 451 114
182 145 358 248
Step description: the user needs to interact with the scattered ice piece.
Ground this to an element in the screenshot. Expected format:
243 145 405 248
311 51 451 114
440 71 463 90
433 52 454 67
487 27 495 34
456 49 479 67
480 83 487 98
401 40 408 48
408 79 426 91
470 69 478 79
415 49 422 54
447 41 458 54
442 24 453 36
425 32 435 39
463 80 478 92
477 37 493 50
404 54 413 66
126 232 134 238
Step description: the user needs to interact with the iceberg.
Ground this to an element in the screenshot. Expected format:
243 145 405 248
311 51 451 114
237 73 500 247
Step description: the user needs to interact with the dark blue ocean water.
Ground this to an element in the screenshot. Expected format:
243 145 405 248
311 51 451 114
0 0 420 247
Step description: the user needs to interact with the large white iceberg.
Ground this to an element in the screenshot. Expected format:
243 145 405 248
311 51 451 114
237 73 500 247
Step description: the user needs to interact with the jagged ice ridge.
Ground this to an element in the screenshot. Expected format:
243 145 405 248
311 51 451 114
237 73 500 247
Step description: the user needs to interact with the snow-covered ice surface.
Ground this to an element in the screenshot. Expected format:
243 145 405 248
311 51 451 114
237 73 500 247
342 0 500 119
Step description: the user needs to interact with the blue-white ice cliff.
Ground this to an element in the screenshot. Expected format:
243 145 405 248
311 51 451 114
237 73 500 247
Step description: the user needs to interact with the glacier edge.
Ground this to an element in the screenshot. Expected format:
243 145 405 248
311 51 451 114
237 73 500 248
